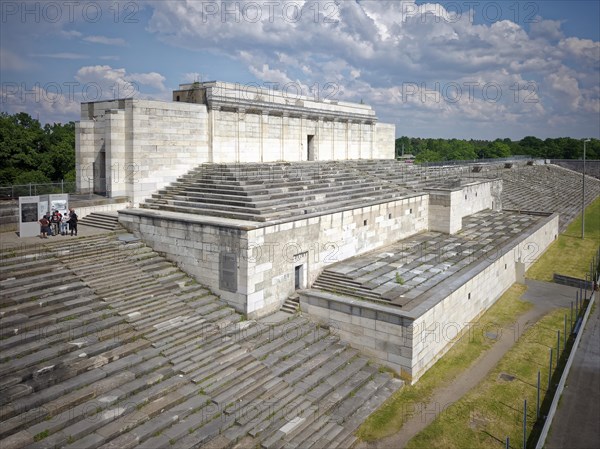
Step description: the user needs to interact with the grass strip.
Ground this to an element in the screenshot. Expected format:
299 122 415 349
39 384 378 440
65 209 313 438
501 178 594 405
357 283 531 441
405 305 575 449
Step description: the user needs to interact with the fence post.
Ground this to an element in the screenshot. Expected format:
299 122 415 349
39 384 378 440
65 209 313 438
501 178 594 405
548 348 553 389
29 183 31 196
564 315 567 349
523 399 527 449
61 179 64 193
537 370 541 419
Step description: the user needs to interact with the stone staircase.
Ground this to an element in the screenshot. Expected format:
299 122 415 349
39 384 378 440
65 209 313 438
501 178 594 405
78 212 122 231
141 161 417 222
280 294 300 314
0 233 403 449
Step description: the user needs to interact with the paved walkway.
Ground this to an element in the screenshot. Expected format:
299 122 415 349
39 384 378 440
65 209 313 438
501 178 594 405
355 279 578 449
0 223 111 248
546 295 600 449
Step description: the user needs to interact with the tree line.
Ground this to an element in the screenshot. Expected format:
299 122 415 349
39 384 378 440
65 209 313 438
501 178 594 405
0 112 598 186
0 112 75 186
396 136 600 162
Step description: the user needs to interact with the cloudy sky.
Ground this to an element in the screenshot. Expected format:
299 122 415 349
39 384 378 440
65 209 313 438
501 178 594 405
1 0 599 139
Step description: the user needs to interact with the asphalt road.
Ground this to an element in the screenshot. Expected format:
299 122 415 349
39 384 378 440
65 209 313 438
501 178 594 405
546 296 600 449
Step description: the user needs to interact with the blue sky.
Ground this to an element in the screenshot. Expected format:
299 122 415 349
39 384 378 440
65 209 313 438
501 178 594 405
1 0 599 140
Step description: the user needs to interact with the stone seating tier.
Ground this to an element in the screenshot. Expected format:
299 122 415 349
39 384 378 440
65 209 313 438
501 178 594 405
0 234 403 449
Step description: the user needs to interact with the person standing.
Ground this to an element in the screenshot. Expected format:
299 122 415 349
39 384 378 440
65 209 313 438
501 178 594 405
68 208 78 236
60 213 69 235
39 215 50 239
51 211 61 236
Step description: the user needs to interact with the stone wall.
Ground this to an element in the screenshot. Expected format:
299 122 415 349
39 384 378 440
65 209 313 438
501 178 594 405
76 99 209 205
299 212 559 383
428 180 502 234
210 109 394 163
119 194 428 318
245 194 429 317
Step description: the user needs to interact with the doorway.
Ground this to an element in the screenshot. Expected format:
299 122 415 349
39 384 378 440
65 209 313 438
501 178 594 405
294 264 305 290
307 135 315 161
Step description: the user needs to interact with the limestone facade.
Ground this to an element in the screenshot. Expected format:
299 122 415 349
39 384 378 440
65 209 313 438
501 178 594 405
76 81 396 205
299 212 559 382
119 193 428 318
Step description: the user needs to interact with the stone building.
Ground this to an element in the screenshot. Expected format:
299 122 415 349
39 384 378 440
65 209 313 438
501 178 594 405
75 83 565 382
75 81 395 205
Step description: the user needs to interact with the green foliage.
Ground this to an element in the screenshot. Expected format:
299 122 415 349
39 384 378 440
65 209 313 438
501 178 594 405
395 272 405 285
397 135 599 162
0 112 75 185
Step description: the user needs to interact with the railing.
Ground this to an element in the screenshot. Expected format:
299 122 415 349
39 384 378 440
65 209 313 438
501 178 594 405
0 181 77 199
418 155 533 167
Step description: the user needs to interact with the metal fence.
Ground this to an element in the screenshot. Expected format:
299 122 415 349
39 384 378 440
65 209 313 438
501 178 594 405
418 155 533 167
0 181 77 199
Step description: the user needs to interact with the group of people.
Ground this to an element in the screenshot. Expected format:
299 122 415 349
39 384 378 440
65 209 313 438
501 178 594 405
39 208 78 238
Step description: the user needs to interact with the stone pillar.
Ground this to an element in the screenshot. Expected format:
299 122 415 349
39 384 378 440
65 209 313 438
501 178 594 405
209 105 220 163
260 110 269 163
105 110 126 198
237 108 245 163
359 120 364 159
281 112 288 161
300 114 307 161
369 122 375 159
316 116 323 160
345 120 350 160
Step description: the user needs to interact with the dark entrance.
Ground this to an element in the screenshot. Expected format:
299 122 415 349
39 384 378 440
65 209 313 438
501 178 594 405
307 135 315 161
295 265 302 289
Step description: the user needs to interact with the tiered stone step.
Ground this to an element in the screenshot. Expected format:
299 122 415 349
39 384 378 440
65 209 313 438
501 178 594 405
281 294 300 314
78 212 122 231
0 235 403 449
141 161 415 222
489 164 600 231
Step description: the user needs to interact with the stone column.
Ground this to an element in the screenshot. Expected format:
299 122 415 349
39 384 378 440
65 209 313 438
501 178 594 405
237 108 245 163
369 121 375 159
359 120 364 159
316 116 323 161
208 105 220 163
281 112 288 161
300 114 308 160
260 110 269 163
345 120 350 160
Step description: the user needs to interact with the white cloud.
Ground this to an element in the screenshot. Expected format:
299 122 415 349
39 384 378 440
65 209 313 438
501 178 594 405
142 0 599 138
530 18 564 41
83 35 127 46
31 53 88 60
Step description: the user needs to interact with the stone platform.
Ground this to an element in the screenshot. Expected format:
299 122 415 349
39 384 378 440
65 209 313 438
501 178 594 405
312 210 544 309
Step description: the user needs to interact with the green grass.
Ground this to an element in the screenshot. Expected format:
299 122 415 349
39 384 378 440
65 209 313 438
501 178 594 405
527 196 600 282
357 284 531 441
405 306 572 449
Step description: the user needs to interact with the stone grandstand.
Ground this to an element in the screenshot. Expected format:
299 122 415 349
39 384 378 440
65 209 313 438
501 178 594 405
141 160 600 230
0 235 401 449
1 159 599 448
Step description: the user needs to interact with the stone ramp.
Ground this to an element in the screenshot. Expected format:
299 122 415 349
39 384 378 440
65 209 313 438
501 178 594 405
0 234 402 449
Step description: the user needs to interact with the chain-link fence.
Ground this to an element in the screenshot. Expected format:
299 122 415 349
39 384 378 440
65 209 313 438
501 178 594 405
0 181 77 199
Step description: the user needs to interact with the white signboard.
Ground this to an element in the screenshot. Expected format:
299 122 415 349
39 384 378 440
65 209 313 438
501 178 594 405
49 194 69 216
19 196 40 238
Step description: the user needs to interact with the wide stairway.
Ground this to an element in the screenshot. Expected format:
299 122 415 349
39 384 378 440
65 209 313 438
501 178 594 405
141 161 417 222
0 233 402 449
